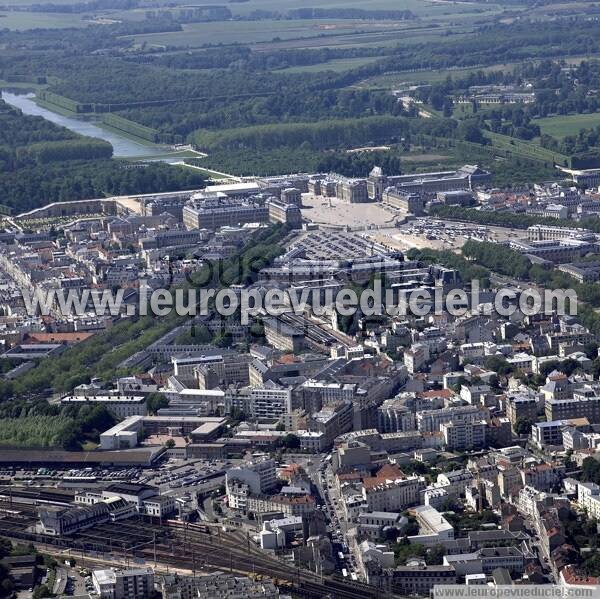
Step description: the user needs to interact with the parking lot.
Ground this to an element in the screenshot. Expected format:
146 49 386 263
363 218 524 252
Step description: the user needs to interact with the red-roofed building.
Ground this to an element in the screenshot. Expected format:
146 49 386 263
560 565 600 587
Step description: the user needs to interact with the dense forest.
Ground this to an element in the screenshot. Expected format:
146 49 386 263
0 12 600 210
0 160 205 212
133 46 389 72
1 18 600 165
119 88 406 136
191 116 412 152
0 400 116 450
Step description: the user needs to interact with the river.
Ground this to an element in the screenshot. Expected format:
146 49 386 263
1 91 169 159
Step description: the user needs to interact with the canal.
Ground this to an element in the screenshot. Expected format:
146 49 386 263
1 91 169 159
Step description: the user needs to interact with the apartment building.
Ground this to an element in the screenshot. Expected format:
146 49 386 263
309 401 354 448
246 494 316 518
505 394 538 428
248 383 292 420
388 566 457 595
191 353 252 389
226 458 278 498
161 573 280 599
417 405 484 433
432 471 474 500
577 481 600 520
404 343 429 375
377 399 416 433
441 420 487 451
520 462 566 492
362 476 424 512
531 418 589 449
301 380 356 410
92 567 154 599
545 395 600 423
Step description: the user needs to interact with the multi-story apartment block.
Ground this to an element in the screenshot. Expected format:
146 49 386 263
309 401 354 448
404 343 429 374
263 317 304 352
161 573 280 599
531 418 589 449
520 462 566 491
440 419 487 451
417 405 484 433
362 476 424 512
246 494 316 518
92 567 154 599
248 383 292 420
377 399 416 433
436 470 474 497
506 394 538 428
386 566 457 595
577 481 600 520
545 395 600 423
225 458 278 503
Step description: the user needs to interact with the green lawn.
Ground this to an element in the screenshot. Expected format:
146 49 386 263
484 130 568 165
536 113 600 139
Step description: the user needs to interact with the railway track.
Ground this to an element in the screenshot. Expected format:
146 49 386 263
0 507 388 598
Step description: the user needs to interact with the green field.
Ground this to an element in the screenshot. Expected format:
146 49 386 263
277 56 383 73
0 11 88 28
536 113 600 139
357 61 521 89
484 130 568 165
189 0 502 18
0 80 48 92
125 19 424 49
